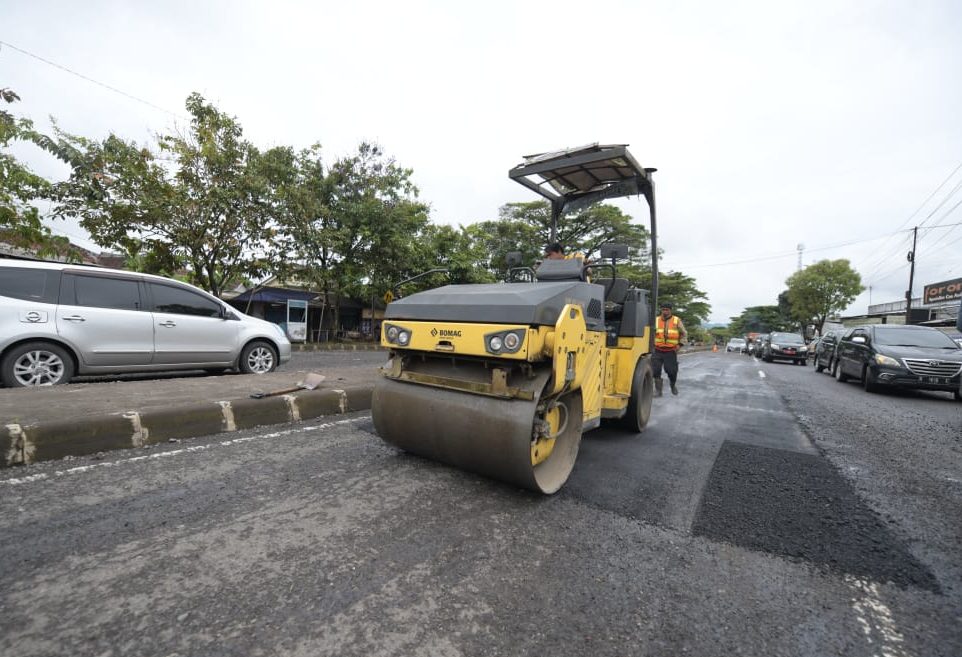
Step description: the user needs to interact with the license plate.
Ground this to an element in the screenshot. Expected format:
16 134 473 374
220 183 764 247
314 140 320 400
923 377 948 384
784 349 795 354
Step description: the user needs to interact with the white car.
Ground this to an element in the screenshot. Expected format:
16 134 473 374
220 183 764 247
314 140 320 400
726 338 747 353
0 259 291 387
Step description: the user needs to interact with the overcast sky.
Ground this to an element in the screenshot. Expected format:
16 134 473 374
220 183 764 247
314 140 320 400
3 1 961 323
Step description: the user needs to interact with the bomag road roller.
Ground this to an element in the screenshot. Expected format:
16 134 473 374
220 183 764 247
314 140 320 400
372 144 661 494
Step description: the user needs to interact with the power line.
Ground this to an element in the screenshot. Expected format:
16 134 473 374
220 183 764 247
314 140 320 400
858 229 914 280
860 233 912 283
676 229 910 270
917 176 962 229
0 40 186 120
893 159 962 232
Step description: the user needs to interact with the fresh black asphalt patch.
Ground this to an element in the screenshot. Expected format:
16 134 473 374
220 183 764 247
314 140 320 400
692 440 940 592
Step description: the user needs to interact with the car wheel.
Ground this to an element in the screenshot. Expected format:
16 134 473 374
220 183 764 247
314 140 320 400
834 360 848 383
862 366 880 393
239 341 278 375
1 342 75 388
814 357 825 373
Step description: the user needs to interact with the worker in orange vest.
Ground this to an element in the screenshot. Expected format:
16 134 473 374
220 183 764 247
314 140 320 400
653 301 687 396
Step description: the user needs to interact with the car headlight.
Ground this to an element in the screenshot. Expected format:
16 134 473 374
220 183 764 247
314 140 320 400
770 343 780 350
874 354 901 367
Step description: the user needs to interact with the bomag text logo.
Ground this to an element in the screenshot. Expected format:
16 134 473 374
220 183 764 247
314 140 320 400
431 328 462 338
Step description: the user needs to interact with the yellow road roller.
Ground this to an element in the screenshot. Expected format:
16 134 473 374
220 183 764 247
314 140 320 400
372 144 661 493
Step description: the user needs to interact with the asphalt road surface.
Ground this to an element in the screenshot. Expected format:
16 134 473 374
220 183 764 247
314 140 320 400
1 351 959 657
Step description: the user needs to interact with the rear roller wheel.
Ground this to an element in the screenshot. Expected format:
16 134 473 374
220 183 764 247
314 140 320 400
621 357 653 433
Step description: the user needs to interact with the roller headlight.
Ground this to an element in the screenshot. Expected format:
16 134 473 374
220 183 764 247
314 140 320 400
397 331 411 346
484 329 524 354
874 354 901 367
386 326 399 342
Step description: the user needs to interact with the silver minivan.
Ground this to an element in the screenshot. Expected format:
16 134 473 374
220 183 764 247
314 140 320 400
0 259 292 387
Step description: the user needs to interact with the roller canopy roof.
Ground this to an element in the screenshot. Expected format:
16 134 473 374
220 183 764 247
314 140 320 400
508 143 653 213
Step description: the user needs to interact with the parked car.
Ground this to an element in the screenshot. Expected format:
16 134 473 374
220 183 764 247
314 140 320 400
832 324 962 399
726 337 747 352
813 328 846 374
760 332 807 365
0 259 292 387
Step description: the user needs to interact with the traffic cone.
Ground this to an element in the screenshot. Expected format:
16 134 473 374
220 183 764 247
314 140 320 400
712 343 718 352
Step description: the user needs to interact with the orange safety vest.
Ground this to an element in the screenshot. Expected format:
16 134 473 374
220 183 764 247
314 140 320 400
655 315 682 350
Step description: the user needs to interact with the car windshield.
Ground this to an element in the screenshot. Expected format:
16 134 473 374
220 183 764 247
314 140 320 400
771 333 804 343
874 328 961 349
730 339 746 344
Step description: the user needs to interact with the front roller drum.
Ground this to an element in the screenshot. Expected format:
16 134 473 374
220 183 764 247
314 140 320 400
372 372 583 494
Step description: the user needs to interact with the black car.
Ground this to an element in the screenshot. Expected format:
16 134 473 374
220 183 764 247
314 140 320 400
813 328 846 374
760 332 807 365
833 324 962 399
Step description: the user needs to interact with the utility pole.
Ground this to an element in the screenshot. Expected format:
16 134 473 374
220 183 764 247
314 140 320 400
796 243 804 272
905 226 918 324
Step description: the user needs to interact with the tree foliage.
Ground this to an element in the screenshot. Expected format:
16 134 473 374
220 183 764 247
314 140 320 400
494 200 652 265
785 259 864 334
728 305 794 335
5 90 715 337
0 88 82 260
54 93 285 296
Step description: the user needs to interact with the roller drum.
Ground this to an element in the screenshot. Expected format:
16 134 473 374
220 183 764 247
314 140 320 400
372 368 582 494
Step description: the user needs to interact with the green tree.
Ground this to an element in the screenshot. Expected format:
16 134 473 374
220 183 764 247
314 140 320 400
729 305 793 335
785 259 864 334
709 326 733 345
275 142 430 331
0 88 82 260
497 200 651 263
632 269 711 332
410 224 495 288
54 93 283 296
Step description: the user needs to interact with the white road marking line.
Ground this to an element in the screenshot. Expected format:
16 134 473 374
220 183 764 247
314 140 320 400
0 417 365 486
847 576 910 657
758 370 766 379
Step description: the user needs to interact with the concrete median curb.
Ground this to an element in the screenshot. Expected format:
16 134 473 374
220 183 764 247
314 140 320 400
2 385 374 468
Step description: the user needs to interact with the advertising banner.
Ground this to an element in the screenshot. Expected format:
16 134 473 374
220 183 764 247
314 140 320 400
923 277 962 304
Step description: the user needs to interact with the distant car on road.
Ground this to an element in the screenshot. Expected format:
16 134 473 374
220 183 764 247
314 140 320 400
813 328 846 374
748 335 767 357
760 332 807 365
0 259 292 387
832 324 962 399
726 338 747 352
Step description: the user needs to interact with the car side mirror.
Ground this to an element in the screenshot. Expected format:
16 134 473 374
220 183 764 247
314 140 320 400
851 336 866 344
